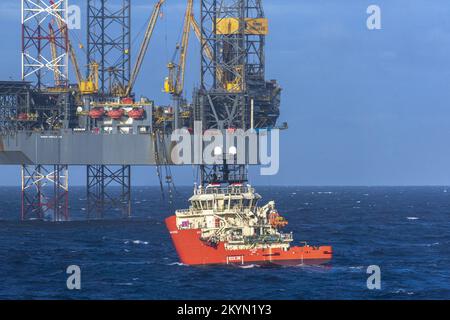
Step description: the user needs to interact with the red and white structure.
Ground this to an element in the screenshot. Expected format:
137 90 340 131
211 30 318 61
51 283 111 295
21 0 69 88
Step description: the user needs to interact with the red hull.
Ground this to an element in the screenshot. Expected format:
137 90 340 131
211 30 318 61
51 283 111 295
166 216 333 266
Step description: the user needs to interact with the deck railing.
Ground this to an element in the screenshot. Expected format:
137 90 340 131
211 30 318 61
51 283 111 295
194 186 255 196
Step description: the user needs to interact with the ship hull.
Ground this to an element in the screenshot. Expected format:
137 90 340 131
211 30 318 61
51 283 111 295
166 216 332 266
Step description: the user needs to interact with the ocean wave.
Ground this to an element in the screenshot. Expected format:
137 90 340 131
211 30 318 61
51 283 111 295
392 289 415 295
168 262 188 267
406 217 419 220
237 264 260 269
348 266 365 271
123 240 149 245
426 242 440 247
133 240 149 245
115 282 133 286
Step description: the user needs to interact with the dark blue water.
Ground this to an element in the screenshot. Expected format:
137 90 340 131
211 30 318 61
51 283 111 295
0 186 449 299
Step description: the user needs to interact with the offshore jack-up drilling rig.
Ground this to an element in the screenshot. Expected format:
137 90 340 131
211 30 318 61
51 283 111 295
0 0 282 221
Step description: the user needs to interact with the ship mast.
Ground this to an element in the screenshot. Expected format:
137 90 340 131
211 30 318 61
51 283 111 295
200 162 248 186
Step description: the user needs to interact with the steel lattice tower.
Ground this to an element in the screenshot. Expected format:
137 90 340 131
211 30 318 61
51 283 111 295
21 165 69 221
86 0 133 219
199 0 267 130
21 0 69 89
87 0 131 95
197 0 272 185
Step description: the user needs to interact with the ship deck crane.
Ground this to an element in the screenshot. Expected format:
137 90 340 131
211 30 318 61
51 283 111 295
125 0 166 98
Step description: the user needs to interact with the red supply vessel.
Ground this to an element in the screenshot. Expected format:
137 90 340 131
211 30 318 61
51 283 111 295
166 184 332 266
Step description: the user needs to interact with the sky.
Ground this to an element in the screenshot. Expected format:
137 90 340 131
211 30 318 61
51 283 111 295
1 0 450 186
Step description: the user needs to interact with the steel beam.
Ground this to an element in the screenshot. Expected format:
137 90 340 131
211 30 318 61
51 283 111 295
21 164 69 221
21 0 69 88
87 0 131 95
86 165 131 219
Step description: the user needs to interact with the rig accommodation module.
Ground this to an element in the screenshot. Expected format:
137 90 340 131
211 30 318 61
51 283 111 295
0 0 282 221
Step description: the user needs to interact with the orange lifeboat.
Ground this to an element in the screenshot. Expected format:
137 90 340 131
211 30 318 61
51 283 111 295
121 97 134 105
127 108 145 120
107 108 124 120
17 113 29 121
269 211 288 229
89 108 104 119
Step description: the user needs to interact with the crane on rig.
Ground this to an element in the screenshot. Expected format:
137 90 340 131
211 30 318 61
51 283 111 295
125 0 166 97
49 0 98 94
50 0 165 97
164 4 225 102
163 0 193 128
190 16 225 86
164 0 193 98
48 23 62 87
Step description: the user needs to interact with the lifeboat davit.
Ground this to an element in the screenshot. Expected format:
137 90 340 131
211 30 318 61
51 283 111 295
108 108 124 120
89 108 104 119
128 108 145 120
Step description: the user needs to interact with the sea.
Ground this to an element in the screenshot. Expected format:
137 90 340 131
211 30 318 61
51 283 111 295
0 186 449 300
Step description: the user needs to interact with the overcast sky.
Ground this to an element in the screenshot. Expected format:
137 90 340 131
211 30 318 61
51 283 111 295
1 0 450 186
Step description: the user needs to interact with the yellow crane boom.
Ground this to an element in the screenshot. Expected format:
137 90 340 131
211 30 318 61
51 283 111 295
164 0 193 97
126 0 166 97
190 15 213 62
48 23 60 86
51 0 95 94
190 15 224 87
67 37 83 87
175 0 193 96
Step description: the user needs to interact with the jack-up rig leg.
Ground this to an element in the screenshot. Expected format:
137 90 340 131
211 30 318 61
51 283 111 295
21 164 69 221
86 165 131 219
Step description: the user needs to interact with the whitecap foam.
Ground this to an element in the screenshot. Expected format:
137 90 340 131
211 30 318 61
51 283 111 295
168 262 188 266
406 217 419 220
349 266 364 270
132 240 149 245
392 289 415 295
237 264 260 269
426 242 440 247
